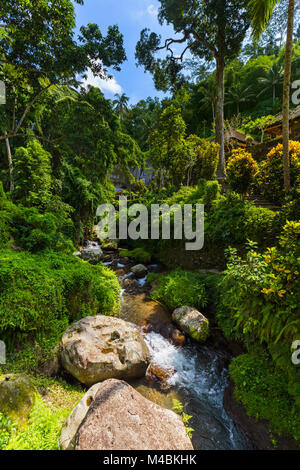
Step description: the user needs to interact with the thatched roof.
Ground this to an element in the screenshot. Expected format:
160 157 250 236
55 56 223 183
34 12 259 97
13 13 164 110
224 128 247 143
266 104 300 128
224 128 259 145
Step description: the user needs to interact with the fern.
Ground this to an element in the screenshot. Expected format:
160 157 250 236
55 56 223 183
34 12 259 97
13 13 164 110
6 395 69 450
172 399 194 440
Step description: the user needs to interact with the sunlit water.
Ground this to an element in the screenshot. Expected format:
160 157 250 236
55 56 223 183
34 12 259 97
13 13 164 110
144 331 249 450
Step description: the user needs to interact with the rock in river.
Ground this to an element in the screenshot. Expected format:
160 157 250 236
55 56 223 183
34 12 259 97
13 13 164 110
130 264 148 278
80 242 103 263
73 379 193 450
60 315 150 386
146 363 175 391
172 306 209 342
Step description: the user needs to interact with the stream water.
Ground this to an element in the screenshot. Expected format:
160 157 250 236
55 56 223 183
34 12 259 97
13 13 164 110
88 241 251 450
142 332 248 450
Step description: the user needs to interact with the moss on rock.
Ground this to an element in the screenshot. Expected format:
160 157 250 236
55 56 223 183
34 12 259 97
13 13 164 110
0 375 35 427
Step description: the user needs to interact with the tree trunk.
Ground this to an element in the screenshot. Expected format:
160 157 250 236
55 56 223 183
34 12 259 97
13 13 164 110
4 131 14 193
215 56 226 179
282 0 295 194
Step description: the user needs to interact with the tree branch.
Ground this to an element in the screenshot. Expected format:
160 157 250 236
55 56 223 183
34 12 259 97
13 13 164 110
14 83 53 134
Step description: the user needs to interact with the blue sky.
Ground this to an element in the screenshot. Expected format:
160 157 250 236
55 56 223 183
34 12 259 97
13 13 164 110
74 0 175 104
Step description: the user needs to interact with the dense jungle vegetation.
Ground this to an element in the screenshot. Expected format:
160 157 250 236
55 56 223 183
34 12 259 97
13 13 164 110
0 0 299 451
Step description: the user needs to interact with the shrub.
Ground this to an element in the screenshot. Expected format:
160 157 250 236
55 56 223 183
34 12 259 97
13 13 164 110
0 250 120 346
218 222 300 351
149 269 208 310
186 136 219 182
119 247 151 263
201 180 221 207
13 140 52 208
207 192 276 247
6 396 68 450
218 221 300 429
229 353 300 441
11 206 75 253
257 141 300 202
0 218 10 249
0 182 14 249
226 148 258 194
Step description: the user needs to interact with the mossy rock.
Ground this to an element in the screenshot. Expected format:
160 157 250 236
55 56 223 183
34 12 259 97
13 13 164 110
120 248 151 264
172 306 209 343
0 375 35 427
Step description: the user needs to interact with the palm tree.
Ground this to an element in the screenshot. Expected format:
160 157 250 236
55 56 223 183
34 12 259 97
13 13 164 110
113 93 129 119
248 0 295 193
225 83 254 115
258 62 284 104
198 79 217 122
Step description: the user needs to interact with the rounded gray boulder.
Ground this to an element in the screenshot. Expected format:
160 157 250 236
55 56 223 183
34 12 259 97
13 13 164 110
60 315 150 386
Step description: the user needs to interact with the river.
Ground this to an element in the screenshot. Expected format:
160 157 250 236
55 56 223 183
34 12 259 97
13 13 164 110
89 241 251 450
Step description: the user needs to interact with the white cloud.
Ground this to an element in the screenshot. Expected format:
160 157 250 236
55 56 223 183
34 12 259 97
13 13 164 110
82 67 122 96
147 4 158 17
131 3 158 21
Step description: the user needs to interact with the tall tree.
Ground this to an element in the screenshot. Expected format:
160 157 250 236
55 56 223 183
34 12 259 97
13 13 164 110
113 93 130 119
248 0 296 193
0 0 126 191
198 78 217 122
258 62 284 104
149 104 187 186
135 0 250 180
225 82 254 114
282 0 295 193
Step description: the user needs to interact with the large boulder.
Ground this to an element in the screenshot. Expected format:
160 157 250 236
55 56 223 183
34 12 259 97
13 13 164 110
73 379 193 450
0 375 35 427
37 344 60 377
172 306 209 342
80 242 103 263
130 264 148 278
60 382 104 450
60 316 150 386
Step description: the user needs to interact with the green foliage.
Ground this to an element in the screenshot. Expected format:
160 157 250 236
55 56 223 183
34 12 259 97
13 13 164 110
0 249 120 346
149 104 187 186
150 269 208 310
185 136 219 183
242 115 276 141
11 205 75 253
0 412 15 450
172 399 194 440
208 192 276 247
201 180 221 207
0 182 14 248
6 395 68 450
257 141 300 202
226 148 259 194
135 0 250 91
229 353 300 441
119 247 151 263
13 140 52 208
218 222 300 350
218 221 300 439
